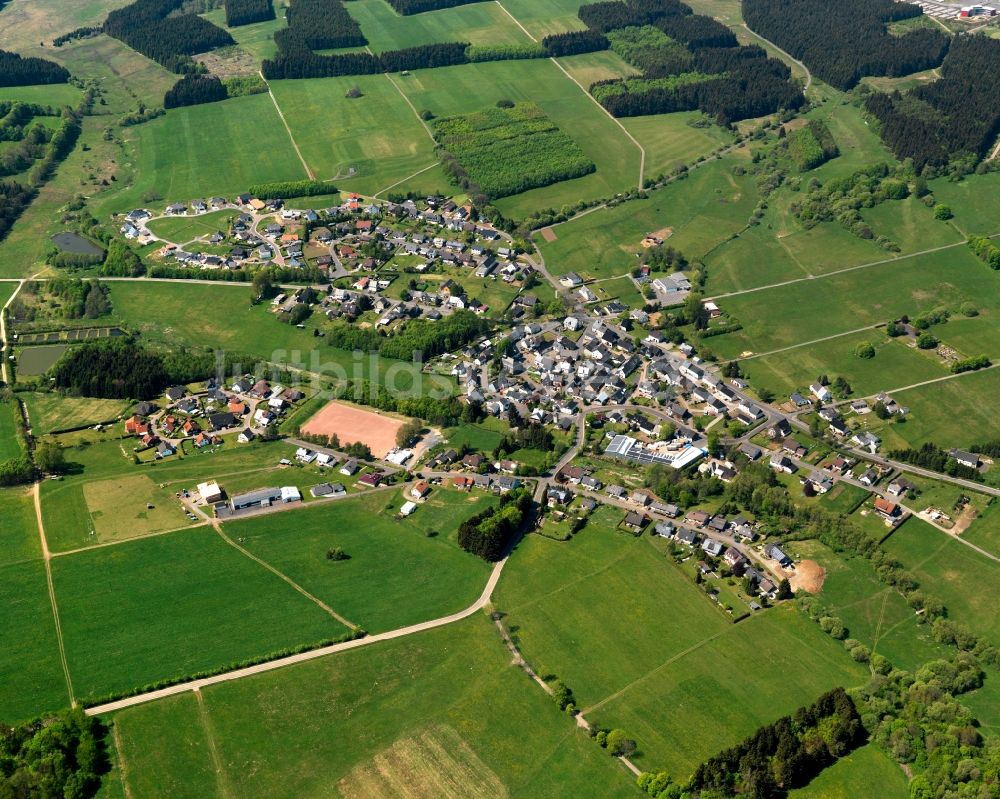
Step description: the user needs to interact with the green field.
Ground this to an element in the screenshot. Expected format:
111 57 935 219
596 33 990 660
0 0 131 51
0 486 41 566
784 539 950 671
445 417 509 451
0 560 71 721
883 519 1000 647
623 111 735 179
23 392 129 435
499 0 587 38
202 7 284 61
788 743 909 799
96 94 307 215
348 0 533 51
930 171 1000 237
389 58 642 217
269 75 436 194
108 615 635 799
539 157 757 280
818 482 870 515
495 514 867 775
963 501 1000 554
224 487 495 633
0 400 23 461
556 49 638 87
0 84 84 107
52 526 347 702
146 210 239 243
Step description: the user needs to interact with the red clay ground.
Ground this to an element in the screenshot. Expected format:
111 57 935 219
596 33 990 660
301 401 404 459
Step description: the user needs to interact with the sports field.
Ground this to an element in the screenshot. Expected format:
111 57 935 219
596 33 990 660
224 488 495 633
109 617 636 799
494 513 867 775
301 400 405 459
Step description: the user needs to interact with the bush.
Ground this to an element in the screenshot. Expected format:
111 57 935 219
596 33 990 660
934 203 953 220
855 342 876 359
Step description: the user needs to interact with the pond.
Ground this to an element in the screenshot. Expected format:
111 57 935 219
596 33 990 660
51 232 106 257
16 344 69 376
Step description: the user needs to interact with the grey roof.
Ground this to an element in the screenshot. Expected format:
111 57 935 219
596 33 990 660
231 487 281 507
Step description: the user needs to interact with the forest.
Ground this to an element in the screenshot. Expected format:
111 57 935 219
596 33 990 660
224 0 275 27
324 309 491 360
0 179 36 243
103 0 234 73
248 179 338 199
163 74 228 108
0 50 70 87
262 41 471 79
687 687 864 797
432 103 595 199
864 36 1000 169
580 0 802 123
742 0 948 90
540 30 610 58
386 0 488 13
458 488 531 560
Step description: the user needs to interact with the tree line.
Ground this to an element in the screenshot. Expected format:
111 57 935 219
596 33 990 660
263 40 470 79
742 0 948 90
578 0 692 33
886 442 982 480
864 36 1000 169
325 308 491 361
103 0 234 73
248 179 337 199
541 30 610 57
225 0 275 27
687 687 865 797
386 0 487 13
0 180 36 243
0 49 70 86
458 488 531 561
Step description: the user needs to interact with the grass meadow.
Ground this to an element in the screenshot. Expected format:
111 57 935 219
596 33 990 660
23 392 130 435
498 0 587 38
963 501 1000 555
538 158 757 281
52 526 347 702
495 515 867 776
109 616 636 799
0 486 41 565
883 519 1000 646
146 210 238 243
0 400 23 461
224 487 495 633
788 743 909 799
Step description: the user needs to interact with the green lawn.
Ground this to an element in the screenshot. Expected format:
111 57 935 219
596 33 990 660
95 94 307 215
788 743 909 799
883 518 1000 647
930 171 1000 238
539 157 757 280
445 417 509 452
146 210 239 243
963 501 1000 555
818 482 870 515
52 526 347 703
224 487 495 633
495 513 867 776
0 84 84 107
0 560 71 722
0 486 41 566
108 616 636 799
623 111 735 180
348 0 533 51
0 400 23 461
269 75 437 194
23 392 130 435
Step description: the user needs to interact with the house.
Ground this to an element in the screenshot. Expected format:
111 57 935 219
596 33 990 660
165 385 186 403
358 472 383 488
559 272 583 288
452 476 474 490
858 468 879 487
685 510 710 527
494 476 520 493
949 449 981 470
237 428 255 444
654 521 676 538
769 453 797 474
810 383 832 402
874 497 900 518
724 547 749 575
311 482 346 498
768 419 792 439
463 453 484 470
340 458 359 476
156 441 175 459
197 481 223 504
411 481 431 500
805 470 834 494
739 443 762 461
547 486 573 506
124 415 149 436
702 537 724 557
765 544 792 568
296 447 317 464
851 431 881 453
281 486 302 503
630 490 651 507
677 528 699 547
316 452 334 467
622 512 647 532
209 412 236 431
886 477 915 498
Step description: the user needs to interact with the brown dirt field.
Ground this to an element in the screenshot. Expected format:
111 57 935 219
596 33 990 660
952 504 979 536
539 227 557 242
338 726 506 799
789 559 826 594
300 401 404 459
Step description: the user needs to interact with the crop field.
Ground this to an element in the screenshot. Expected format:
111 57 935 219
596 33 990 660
300 400 404 458
391 59 641 217
883 519 1000 647
97 94 307 215
783 539 950 671
788 743 909 799
109 616 635 799
539 158 757 281
52 526 347 702
269 75 436 194
0 0 130 52
707 246 1000 360
556 50 638 87
146 210 239 243
23 392 129 435
739 330 950 399
497 0 587 38
432 102 596 199
347 0 532 51
0 560 71 721
495 518 866 775
225 488 495 633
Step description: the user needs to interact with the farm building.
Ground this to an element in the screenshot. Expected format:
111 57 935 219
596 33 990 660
197 481 223 504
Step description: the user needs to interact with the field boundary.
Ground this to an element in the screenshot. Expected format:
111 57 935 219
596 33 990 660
374 162 440 198
195 688 235 799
